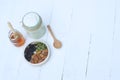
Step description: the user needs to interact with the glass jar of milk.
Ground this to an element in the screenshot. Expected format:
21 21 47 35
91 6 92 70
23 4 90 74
22 12 46 39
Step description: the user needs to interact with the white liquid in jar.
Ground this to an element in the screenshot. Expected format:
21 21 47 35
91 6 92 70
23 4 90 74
22 12 46 39
23 13 39 27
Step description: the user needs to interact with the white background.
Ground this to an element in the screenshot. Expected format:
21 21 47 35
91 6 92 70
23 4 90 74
0 0 120 80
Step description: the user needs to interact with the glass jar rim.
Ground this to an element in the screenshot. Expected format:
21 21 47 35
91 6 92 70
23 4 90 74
22 12 42 31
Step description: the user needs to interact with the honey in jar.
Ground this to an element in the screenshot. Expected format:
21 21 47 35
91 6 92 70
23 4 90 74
9 30 25 47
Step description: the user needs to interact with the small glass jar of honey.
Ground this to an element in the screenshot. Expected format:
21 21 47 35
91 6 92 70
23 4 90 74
8 30 25 47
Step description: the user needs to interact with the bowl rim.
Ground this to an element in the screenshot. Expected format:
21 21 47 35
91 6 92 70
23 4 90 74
24 40 50 66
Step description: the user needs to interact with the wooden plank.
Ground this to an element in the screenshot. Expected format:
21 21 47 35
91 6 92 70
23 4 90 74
86 0 115 80
39 0 73 80
63 0 93 80
111 0 120 80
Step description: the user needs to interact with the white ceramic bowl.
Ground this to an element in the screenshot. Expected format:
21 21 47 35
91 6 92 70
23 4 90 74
24 41 50 66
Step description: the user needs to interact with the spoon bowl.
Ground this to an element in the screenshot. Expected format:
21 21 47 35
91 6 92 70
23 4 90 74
53 39 62 48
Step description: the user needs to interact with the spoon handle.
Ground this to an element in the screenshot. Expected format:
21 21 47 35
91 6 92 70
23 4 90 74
7 22 15 33
47 25 56 40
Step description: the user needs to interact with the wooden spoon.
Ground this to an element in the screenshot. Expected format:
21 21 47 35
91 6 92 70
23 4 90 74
47 25 62 49
7 22 16 33
7 22 19 38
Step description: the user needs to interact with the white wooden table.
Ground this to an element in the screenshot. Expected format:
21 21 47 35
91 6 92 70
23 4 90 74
0 0 120 80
